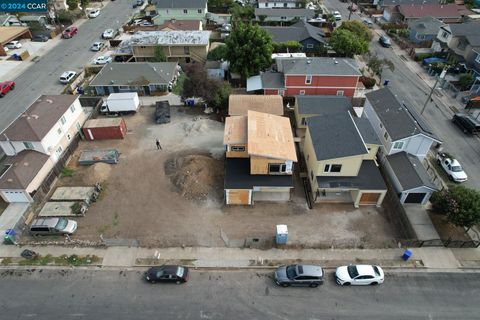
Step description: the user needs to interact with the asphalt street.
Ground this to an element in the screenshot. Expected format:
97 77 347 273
0 1 136 132
323 0 480 189
0 269 478 319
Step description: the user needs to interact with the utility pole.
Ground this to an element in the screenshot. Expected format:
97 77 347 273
421 68 447 115
348 0 356 21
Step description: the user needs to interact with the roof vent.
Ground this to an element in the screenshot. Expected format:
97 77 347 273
7 178 13 182
31 115 39 119
307 59 311 64
45 99 53 103
153 67 157 71
23 162 29 166
110 80 115 84
334 60 338 64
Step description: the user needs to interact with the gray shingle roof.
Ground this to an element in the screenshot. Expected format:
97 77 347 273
387 152 437 191
278 57 361 76
316 160 386 190
151 0 207 8
261 71 285 89
379 0 439 6
353 117 382 145
261 21 325 44
365 87 440 142
408 16 443 36
307 112 368 161
0 150 50 190
255 8 315 18
90 62 177 87
450 22 480 47
296 95 351 115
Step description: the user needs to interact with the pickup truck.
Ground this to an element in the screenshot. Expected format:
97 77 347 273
436 153 468 183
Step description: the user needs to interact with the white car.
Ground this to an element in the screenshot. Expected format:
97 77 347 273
3 46 9 52
335 265 384 286
102 29 115 39
93 56 112 65
5 41 22 49
332 11 342 21
90 41 105 51
89 9 100 18
59 71 77 84
437 154 468 183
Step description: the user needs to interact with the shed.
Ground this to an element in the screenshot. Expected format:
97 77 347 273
82 118 127 140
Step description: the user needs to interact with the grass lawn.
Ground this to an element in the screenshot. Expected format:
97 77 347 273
173 73 187 96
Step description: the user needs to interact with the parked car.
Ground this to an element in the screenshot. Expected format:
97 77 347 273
3 46 9 52
144 265 189 284
436 153 468 183
90 41 105 51
274 264 324 287
452 113 480 135
0 81 15 97
102 28 115 39
335 265 384 286
62 26 78 38
379 35 391 47
362 18 373 28
59 71 77 84
89 9 100 18
5 40 22 49
93 55 112 65
332 11 342 21
32 34 49 42
30 217 77 236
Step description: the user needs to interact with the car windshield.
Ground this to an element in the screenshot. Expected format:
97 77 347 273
373 266 381 276
286 265 298 279
176 266 185 277
451 165 463 172
347 265 359 278
55 218 68 230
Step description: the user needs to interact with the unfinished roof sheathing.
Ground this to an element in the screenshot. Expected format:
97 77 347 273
228 95 283 116
223 116 247 145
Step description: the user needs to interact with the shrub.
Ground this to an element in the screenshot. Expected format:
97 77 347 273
360 76 376 89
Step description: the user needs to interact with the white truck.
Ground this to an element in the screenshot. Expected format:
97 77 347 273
100 92 140 115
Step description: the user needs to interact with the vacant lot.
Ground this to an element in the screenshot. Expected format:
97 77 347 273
42 95 400 248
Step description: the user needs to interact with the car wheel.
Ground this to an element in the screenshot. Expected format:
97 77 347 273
370 282 378 286
10 85 14 90
343 282 351 286
175 280 181 284
448 175 454 181
150 280 155 284
0 94 4 98
437 159 441 164
309 283 318 288
281 283 290 287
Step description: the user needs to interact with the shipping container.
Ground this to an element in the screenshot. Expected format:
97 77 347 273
83 118 127 140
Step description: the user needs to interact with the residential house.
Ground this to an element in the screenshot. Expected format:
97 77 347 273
157 19 202 31
408 16 444 44
257 0 304 9
384 4 462 23
151 0 207 25
363 88 441 204
0 95 87 203
224 110 297 205
376 0 439 12
19 15 48 26
247 57 362 97
432 21 480 77
300 103 386 207
228 95 284 116
89 62 178 96
205 61 226 80
116 31 211 63
0 15 22 27
261 21 325 53
0 26 32 56
254 8 315 22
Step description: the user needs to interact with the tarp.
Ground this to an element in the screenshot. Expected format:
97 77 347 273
246 75 262 92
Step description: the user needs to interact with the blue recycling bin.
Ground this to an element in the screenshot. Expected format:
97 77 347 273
276 225 288 245
402 249 412 261
4 229 17 245
186 99 195 106
383 79 390 86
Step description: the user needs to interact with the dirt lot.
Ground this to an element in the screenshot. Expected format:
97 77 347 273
42 95 400 248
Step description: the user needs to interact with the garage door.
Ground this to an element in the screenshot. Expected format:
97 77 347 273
226 190 251 205
404 192 427 204
3 191 30 203
253 191 291 202
359 193 381 205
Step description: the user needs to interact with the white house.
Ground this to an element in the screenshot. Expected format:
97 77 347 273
257 0 302 9
0 95 87 203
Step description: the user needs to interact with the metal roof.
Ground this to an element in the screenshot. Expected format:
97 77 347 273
386 152 438 191
277 57 361 76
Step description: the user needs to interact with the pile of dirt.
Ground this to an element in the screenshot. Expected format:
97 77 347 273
166 154 223 201
182 118 216 136
83 163 112 184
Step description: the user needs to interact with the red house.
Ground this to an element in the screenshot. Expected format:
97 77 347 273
247 57 362 98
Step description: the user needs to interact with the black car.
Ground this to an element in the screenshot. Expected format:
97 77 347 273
452 113 480 135
32 34 49 42
144 265 189 284
379 35 391 48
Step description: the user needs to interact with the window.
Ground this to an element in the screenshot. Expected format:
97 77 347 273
301 117 307 125
379 123 383 128
76 122 81 131
284 3 287 7
306 44 314 49
60 115 66 125
336 90 344 96
393 141 404 150
265 2 268 7
305 75 312 84
269 163 287 174
231 146 245 152
198 9 202 13
70 105 76 113
183 9 188 14
23 141 34 149
384 131 389 140
56 146 63 155
476 54 480 64
278 90 284 96
299 90 305 95
324 164 342 173
281 16 287 20
310 170 314 180
57 127 62 135
441 31 449 38
67 134 71 141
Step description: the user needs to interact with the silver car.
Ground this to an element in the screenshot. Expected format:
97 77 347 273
30 217 77 236
274 264 324 287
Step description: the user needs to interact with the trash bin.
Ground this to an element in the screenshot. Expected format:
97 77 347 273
4 229 17 245
402 249 412 261
383 79 390 86
276 224 288 245
187 99 195 106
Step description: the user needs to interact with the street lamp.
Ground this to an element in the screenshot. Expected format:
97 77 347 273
420 68 447 115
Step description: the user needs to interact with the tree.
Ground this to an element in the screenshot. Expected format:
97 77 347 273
330 29 369 57
366 53 395 83
272 41 302 53
458 73 474 90
225 22 273 82
80 0 90 9
338 20 373 42
152 45 167 62
208 0 234 13
207 45 228 61
229 3 255 22
66 0 79 11
430 185 480 232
